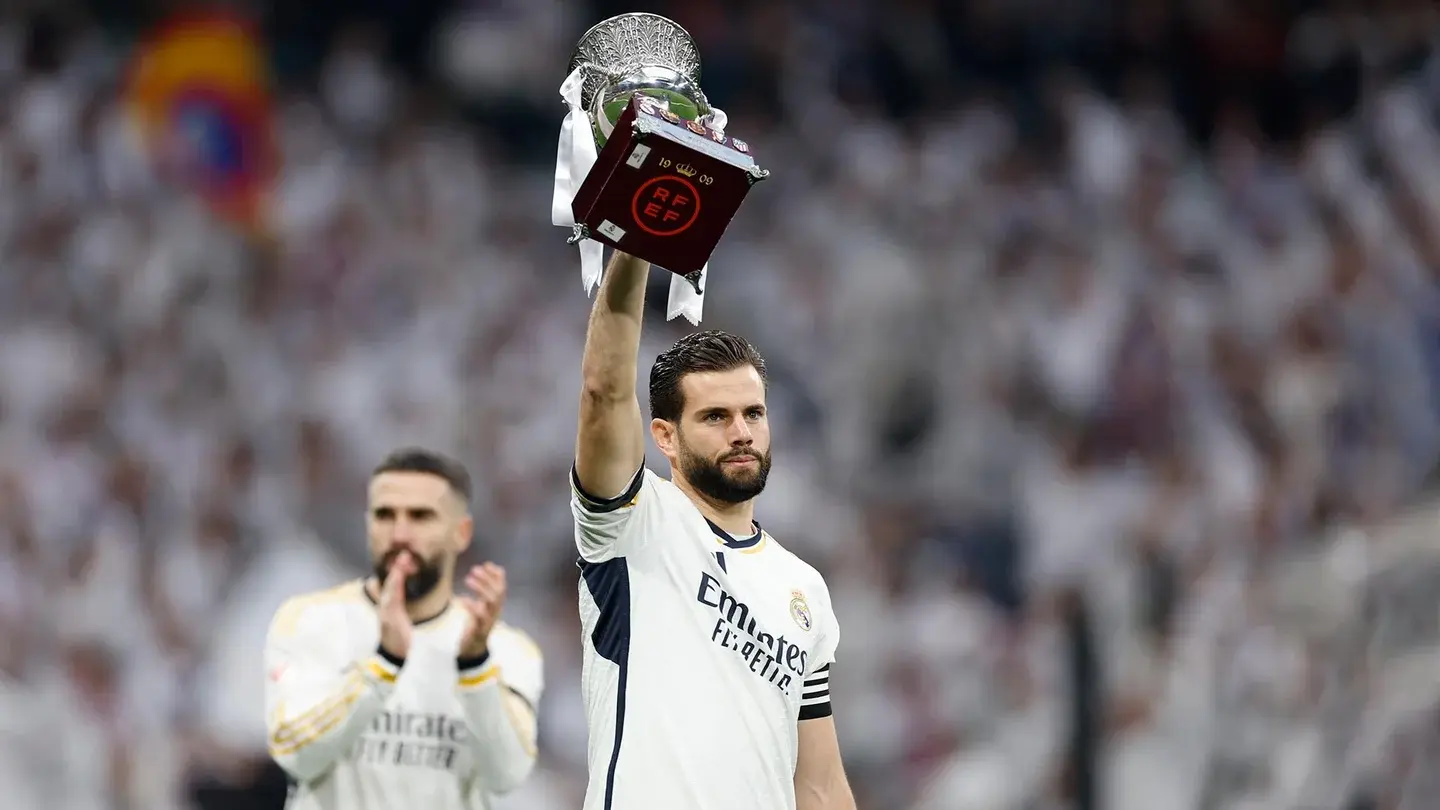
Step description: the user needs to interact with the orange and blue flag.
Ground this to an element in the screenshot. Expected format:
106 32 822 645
125 12 277 232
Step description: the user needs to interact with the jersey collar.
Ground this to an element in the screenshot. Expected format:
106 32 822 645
705 518 764 551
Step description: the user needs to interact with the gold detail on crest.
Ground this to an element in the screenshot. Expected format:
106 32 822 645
789 590 813 631
674 163 697 178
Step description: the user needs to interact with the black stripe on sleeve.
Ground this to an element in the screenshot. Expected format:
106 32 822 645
456 651 491 671
799 661 834 721
572 465 644 514
376 645 406 667
804 664 830 683
799 702 833 721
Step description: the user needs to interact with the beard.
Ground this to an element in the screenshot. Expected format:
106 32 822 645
677 431 772 505
373 548 445 603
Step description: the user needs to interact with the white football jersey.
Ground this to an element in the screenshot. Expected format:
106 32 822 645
263 580 543 810
571 467 839 810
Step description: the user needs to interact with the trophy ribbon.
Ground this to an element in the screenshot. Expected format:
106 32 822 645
551 64 728 325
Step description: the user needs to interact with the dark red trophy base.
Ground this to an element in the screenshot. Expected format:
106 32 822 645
570 96 768 290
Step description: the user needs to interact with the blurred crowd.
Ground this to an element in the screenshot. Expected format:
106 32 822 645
2 1 1440 809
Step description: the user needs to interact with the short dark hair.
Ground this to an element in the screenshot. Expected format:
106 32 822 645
648 330 767 422
372 447 472 503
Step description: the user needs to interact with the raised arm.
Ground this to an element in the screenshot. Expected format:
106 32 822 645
574 250 650 499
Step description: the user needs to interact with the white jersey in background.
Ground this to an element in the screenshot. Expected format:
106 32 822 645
264 580 543 810
572 467 840 810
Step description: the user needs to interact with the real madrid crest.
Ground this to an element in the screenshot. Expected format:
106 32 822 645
789 590 813 631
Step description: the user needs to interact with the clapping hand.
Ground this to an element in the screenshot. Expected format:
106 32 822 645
378 552 418 660
458 562 507 660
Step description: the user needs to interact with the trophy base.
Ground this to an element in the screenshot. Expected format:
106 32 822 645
568 222 706 296
570 96 767 279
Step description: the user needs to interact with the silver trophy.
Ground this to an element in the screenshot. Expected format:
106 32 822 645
568 13 713 146
562 12 766 300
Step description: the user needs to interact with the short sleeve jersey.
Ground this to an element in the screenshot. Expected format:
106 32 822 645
571 467 839 810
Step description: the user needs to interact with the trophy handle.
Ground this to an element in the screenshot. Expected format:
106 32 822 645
571 61 609 85
567 223 591 245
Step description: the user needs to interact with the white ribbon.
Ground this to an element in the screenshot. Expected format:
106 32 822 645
552 67 727 325
553 66 605 295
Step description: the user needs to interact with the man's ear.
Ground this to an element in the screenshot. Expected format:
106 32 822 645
454 512 474 555
651 418 677 458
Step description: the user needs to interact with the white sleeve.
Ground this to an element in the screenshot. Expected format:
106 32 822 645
455 625 544 795
570 465 657 562
799 579 840 722
264 600 399 782
482 624 545 709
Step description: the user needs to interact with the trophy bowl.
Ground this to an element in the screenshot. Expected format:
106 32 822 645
568 12 711 146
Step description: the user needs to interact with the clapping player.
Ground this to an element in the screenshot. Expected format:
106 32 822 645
264 448 542 810
571 251 857 809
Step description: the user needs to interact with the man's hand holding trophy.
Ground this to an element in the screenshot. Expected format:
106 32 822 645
551 13 768 324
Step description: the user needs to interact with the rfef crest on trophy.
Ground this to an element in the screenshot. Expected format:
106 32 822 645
563 13 769 290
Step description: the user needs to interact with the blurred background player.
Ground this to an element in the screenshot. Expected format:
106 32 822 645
264 448 542 809
571 250 857 810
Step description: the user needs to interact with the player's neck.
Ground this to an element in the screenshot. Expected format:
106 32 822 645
674 477 756 536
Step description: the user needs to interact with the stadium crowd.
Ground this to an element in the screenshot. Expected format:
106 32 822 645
1 1 1439 808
